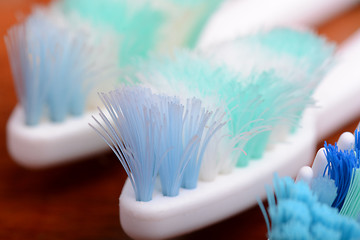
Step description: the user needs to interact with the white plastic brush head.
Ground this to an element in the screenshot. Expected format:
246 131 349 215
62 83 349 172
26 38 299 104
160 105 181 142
311 147 328 178
337 132 355 151
296 166 313 185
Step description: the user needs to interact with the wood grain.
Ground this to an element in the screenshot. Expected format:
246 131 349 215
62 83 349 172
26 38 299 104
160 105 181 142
0 1 359 239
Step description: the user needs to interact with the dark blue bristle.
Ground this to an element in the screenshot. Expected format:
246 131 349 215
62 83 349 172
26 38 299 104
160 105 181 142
323 142 360 210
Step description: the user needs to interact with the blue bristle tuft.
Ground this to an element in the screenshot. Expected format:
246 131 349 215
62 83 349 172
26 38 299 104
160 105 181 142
5 14 49 125
323 143 360 210
354 129 360 152
158 97 225 195
90 87 164 201
157 96 192 197
91 86 225 200
4 10 99 125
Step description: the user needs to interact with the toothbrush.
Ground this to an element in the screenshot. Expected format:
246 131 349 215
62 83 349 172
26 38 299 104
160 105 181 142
5 0 224 168
198 0 359 48
5 6 118 168
91 28 337 239
119 27 360 239
6 0 359 169
260 128 360 240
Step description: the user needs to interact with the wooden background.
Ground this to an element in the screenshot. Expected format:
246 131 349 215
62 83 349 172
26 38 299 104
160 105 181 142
1 1 360 239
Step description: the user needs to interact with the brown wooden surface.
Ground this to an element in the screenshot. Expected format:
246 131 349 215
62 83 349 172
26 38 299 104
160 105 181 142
0 1 360 239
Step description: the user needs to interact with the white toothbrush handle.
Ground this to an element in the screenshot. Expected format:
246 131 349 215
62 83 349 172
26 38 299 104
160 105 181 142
198 0 358 48
313 29 360 140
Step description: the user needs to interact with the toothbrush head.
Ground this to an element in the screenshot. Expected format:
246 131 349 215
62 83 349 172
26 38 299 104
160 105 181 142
4 8 107 125
90 86 226 201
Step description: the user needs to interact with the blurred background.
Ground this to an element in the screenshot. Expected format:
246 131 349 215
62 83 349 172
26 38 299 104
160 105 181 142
1 0 360 239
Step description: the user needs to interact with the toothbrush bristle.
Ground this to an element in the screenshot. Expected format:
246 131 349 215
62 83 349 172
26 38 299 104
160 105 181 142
60 0 223 66
135 29 335 172
261 175 360 240
5 17 47 126
94 28 335 201
5 8 106 125
323 143 360 210
340 169 360 219
91 87 163 202
91 86 225 200
181 98 226 189
310 176 338 206
355 129 360 152
206 27 336 143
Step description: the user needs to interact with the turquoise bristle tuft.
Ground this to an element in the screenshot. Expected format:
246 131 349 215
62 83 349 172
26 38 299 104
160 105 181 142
207 28 335 137
134 29 335 169
260 175 360 240
93 28 336 201
60 0 222 66
340 169 360 219
61 0 164 67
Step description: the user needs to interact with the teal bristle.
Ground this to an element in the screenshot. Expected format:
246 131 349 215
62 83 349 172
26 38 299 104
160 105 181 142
135 50 272 171
207 28 335 135
60 0 222 66
134 29 335 171
340 169 360 220
61 0 164 66
259 175 360 240
242 28 335 73
93 28 336 199
209 28 334 161
4 9 103 125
